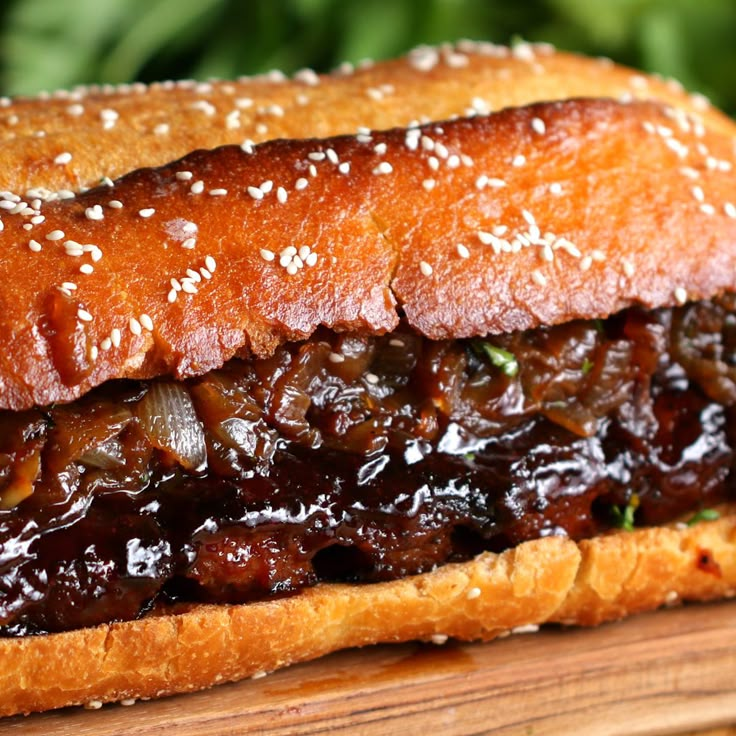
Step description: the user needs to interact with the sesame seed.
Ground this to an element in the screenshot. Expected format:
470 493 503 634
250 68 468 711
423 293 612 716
247 186 264 200
419 260 433 276
295 178 308 190
200 268 212 280
431 634 449 645
260 249 275 262
277 187 288 203
28 239 42 252
100 338 112 351
487 178 507 188
531 270 547 287
240 139 255 154
338 162 350 174
181 280 198 294
475 175 488 190
186 269 202 282
422 179 436 191
181 238 196 249
176 171 193 181
205 255 217 272
622 259 635 277
129 317 142 335
167 289 178 303
456 243 470 258
700 203 716 215
531 117 546 134
549 183 563 195
154 123 169 135
308 151 325 162
260 180 273 193
85 205 104 221
328 352 345 363
46 230 65 241
108 200 123 209
305 252 318 267
466 587 481 600
580 255 593 271
691 186 704 202
190 180 205 194
326 148 339 164
61 282 77 290
511 624 540 635
724 202 736 219
79 264 94 274
434 142 448 159
427 156 439 172
77 308 93 322
512 154 526 167
139 208 155 218
675 287 687 304
209 188 227 196
365 373 380 384
140 314 154 331
54 152 72 165
66 104 84 116
110 328 121 348
90 345 98 361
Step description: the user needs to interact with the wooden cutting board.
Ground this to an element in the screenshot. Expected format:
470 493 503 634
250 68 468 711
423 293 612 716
1 601 736 735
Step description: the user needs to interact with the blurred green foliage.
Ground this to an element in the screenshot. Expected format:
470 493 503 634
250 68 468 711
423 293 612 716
0 0 733 114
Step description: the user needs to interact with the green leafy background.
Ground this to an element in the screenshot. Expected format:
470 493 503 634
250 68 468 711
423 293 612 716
0 0 733 115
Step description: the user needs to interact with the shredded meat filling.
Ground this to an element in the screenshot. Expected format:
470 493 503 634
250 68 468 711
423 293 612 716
1 296 735 635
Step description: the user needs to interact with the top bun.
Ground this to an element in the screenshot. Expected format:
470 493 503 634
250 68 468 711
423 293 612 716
0 43 734 410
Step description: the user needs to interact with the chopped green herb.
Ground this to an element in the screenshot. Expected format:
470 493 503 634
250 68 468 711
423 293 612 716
475 341 519 377
593 319 604 334
139 471 151 485
687 508 720 526
611 494 639 532
463 452 476 462
582 358 594 375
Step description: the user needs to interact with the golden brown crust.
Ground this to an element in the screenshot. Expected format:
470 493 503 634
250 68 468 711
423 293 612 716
1 511 734 717
1 41 732 196
0 97 734 409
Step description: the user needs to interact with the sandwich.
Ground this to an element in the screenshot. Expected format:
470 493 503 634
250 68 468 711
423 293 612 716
0 40 735 716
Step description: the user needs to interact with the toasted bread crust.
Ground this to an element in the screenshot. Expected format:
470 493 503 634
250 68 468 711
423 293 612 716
1 511 734 717
1 42 732 195
0 97 734 409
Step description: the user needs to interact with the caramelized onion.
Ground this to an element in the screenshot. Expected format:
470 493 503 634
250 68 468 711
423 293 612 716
135 382 207 472
79 438 126 470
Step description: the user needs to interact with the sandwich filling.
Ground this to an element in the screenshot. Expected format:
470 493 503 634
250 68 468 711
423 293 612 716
1 295 734 635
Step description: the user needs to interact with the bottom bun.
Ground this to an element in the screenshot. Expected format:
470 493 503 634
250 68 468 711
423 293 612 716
2 509 735 717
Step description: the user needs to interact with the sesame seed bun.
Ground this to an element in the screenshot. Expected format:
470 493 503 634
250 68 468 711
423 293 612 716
0 96 734 410
1 42 736 718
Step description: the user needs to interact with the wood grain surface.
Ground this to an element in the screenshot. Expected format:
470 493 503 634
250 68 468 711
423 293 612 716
1 601 735 735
